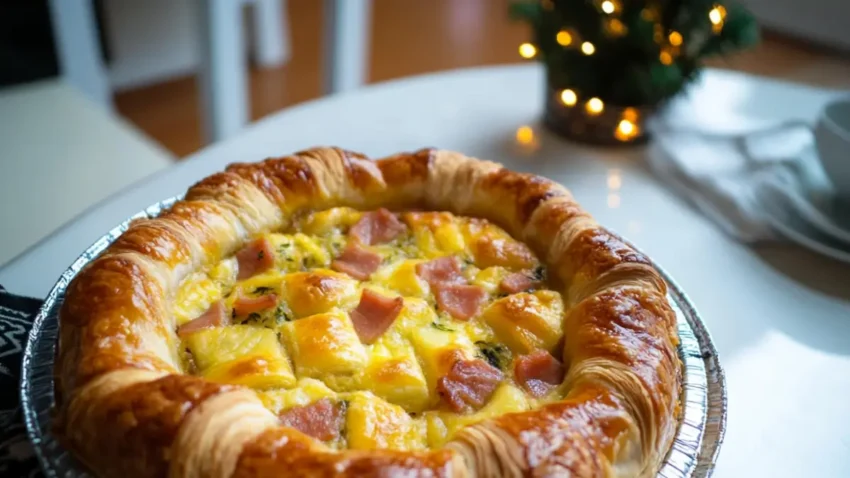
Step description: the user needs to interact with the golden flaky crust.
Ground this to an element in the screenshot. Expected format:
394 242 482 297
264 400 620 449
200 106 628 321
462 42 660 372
54 147 681 477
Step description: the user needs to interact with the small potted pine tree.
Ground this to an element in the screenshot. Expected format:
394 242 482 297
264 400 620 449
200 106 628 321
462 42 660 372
512 0 759 144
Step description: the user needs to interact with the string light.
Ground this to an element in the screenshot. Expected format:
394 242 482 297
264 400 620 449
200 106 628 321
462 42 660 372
653 24 664 43
607 18 627 37
519 43 537 59
709 4 726 32
556 30 573 46
622 107 639 122
641 7 657 21
709 5 726 25
585 97 604 115
581 41 596 55
560 89 577 106
601 0 616 14
615 119 639 141
659 50 673 65
668 31 683 46
516 126 535 145
607 169 622 190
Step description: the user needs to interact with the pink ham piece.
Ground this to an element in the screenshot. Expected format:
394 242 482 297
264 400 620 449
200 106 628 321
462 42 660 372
236 238 276 280
349 289 404 344
349 208 407 245
177 301 229 337
331 242 382 280
498 272 540 294
514 350 566 398
232 293 278 317
437 358 503 413
278 399 345 441
434 283 487 321
415 256 465 287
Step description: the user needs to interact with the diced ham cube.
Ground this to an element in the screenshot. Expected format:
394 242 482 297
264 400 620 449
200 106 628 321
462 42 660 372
236 238 276 280
331 242 382 280
498 272 540 294
437 358 503 413
232 293 278 317
349 208 407 245
514 350 565 398
278 399 345 442
177 301 229 337
434 283 487 321
415 256 465 287
349 289 404 344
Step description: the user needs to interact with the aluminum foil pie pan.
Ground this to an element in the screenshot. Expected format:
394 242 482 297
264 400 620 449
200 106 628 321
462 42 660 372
20 197 727 477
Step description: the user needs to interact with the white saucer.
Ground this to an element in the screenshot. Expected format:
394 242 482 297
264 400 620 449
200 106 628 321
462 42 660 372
760 186 850 264
760 179 850 245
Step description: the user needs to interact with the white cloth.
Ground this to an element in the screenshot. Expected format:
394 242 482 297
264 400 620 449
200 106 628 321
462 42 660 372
647 121 827 242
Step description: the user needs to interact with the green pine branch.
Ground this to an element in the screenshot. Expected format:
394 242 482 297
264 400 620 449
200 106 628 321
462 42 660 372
511 0 760 106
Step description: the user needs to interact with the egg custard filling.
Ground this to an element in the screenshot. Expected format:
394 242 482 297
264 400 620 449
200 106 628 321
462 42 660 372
173 207 567 451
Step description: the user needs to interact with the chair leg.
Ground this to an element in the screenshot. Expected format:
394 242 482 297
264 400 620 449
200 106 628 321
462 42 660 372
198 0 249 143
323 0 372 95
252 0 290 68
47 0 112 109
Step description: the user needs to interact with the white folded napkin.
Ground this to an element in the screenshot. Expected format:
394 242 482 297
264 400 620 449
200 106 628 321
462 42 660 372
647 121 826 242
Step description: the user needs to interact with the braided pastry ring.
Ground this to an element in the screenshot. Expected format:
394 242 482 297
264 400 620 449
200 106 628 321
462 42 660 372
55 147 680 477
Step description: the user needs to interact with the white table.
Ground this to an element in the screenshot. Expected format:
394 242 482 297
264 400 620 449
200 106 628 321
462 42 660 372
3 65 849 477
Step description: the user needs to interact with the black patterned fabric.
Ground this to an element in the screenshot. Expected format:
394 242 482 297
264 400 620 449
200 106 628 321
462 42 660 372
0 285 44 477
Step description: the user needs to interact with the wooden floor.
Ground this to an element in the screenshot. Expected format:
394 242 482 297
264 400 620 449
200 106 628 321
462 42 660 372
114 0 850 158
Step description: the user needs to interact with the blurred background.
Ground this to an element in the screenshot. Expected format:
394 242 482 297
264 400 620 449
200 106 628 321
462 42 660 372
1 0 850 267
3 0 850 157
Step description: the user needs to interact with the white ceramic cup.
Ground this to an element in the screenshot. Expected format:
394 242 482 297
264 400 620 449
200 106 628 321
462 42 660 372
814 98 850 199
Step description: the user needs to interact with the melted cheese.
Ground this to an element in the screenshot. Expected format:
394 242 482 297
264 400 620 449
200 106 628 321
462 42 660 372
174 207 567 451
280 270 359 318
481 290 564 355
281 310 368 390
185 325 296 388
425 383 532 447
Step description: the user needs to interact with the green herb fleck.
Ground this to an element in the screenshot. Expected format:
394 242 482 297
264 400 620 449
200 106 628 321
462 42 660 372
329 237 345 254
431 321 455 333
338 399 351 436
244 312 262 323
253 286 275 295
475 341 510 371
301 255 320 270
257 250 265 260
532 265 546 282
274 305 292 324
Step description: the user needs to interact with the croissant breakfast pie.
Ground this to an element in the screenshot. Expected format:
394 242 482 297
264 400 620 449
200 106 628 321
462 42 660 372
54 147 681 477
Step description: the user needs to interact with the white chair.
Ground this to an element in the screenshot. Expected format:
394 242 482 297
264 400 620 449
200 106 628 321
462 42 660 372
2 0 382 265
323 0 372 95
0 80 174 266
46 0 298 143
